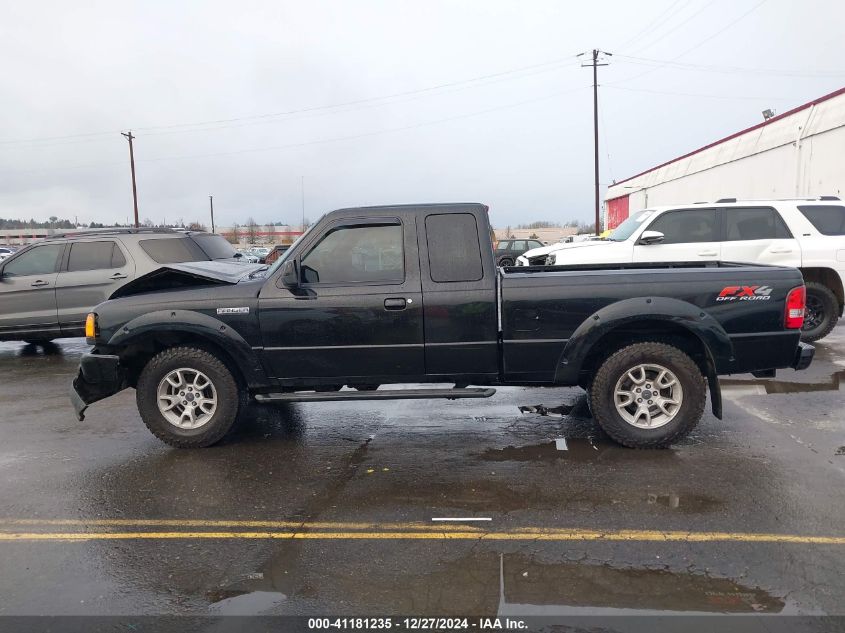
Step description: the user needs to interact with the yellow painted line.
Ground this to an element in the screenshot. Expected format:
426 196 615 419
0 530 843 544
0 518 484 531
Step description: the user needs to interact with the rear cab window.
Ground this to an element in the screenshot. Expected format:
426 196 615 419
797 205 845 235
425 213 483 282
138 238 209 264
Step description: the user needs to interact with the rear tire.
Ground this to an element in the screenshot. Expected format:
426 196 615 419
498 257 514 267
589 342 706 448
801 282 839 343
136 346 243 448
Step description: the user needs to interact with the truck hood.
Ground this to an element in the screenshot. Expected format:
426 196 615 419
522 240 615 259
110 260 266 299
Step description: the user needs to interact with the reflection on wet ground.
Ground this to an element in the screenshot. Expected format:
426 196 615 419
208 548 787 615
1 334 844 616
722 370 845 395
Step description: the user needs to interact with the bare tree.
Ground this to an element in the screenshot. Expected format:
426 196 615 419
245 217 258 244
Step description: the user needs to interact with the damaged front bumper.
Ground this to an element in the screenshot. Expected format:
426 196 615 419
70 352 126 421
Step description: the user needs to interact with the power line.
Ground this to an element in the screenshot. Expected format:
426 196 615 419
613 54 845 78
0 55 579 147
625 0 718 56
615 0 691 52
610 0 770 85
605 85 793 101
0 85 590 176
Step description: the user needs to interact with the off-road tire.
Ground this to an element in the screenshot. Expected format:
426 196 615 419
136 346 242 448
801 282 839 343
589 342 706 448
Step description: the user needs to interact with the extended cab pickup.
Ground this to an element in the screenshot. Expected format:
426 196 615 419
71 203 814 449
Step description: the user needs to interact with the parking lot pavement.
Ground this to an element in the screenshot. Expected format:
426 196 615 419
0 332 843 617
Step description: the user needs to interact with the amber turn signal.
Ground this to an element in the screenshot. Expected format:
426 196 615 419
85 313 98 339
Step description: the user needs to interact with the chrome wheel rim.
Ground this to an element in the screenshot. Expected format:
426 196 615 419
613 363 683 429
156 368 217 429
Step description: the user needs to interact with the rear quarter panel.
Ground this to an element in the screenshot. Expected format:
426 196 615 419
501 264 805 381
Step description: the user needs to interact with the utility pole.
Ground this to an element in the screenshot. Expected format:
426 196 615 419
209 195 215 233
579 49 611 235
121 131 140 228
301 175 306 232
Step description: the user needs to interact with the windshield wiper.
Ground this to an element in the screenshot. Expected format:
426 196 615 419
248 265 269 279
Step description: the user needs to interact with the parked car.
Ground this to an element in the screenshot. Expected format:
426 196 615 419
264 244 290 266
494 239 544 266
517 197 845 342
72 203 811 450
236 249 260 263
0 247 17 262
0 228 262 343
249 247 271 263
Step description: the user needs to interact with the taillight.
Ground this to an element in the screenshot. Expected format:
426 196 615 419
785 286 806 329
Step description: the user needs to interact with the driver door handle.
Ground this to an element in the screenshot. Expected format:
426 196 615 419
109 272 128 280
30 280 49 287
384 298 407 311
697 250 718 257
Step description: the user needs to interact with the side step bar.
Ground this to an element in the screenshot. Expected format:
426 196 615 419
255 388 496 403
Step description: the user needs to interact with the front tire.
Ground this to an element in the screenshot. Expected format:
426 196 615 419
801 282 839 343
589 342 706 448
136 347 242 448
498 257 514 267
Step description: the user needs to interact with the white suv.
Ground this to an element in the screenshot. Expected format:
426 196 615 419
516 197 845 342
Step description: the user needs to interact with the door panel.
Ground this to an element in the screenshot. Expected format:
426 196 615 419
56 240 135 332
720 207 801 267
258 216 424 382
0 244 64 335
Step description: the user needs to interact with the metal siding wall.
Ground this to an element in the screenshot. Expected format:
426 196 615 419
607 91 845 209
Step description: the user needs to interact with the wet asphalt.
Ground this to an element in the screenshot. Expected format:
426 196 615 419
0 329 843 619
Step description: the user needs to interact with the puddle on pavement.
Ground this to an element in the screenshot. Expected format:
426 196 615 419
234 548 786 615
479 438 675 463
207 590 287 615
722 370 845 395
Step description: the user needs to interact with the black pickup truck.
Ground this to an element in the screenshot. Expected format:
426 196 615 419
71 203 814 449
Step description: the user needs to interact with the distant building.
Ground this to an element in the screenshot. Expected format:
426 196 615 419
604 87 845 229
493 227 579 244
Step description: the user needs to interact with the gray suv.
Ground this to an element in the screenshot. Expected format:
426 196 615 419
0 228 257 343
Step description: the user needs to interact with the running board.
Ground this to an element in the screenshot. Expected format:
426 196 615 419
254 388 496 403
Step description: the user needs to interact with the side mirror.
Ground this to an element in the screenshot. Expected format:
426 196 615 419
281 259 299 289
638 230 665 245
233 252 243 258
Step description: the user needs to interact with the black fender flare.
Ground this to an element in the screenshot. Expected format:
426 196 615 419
106 310 268 388
553 297 732 419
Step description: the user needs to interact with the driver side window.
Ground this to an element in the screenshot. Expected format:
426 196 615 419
301 223 404 284
3 244 63 277
646 210 719 244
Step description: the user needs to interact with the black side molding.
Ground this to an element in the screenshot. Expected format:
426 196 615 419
255 388 496 403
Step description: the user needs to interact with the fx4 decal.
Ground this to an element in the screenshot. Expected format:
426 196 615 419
717 286 773 302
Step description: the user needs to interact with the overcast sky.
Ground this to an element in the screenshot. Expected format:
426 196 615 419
1 0 843 229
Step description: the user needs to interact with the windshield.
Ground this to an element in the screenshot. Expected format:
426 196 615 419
607 210 654 242
191 234 238 259
264 217 324 277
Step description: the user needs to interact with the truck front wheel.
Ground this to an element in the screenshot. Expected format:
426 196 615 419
589 342 706 448
136 346 242 448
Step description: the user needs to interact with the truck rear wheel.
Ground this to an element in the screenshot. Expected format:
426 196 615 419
801 282 839 343
136 346 242 448
589 342 706 448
